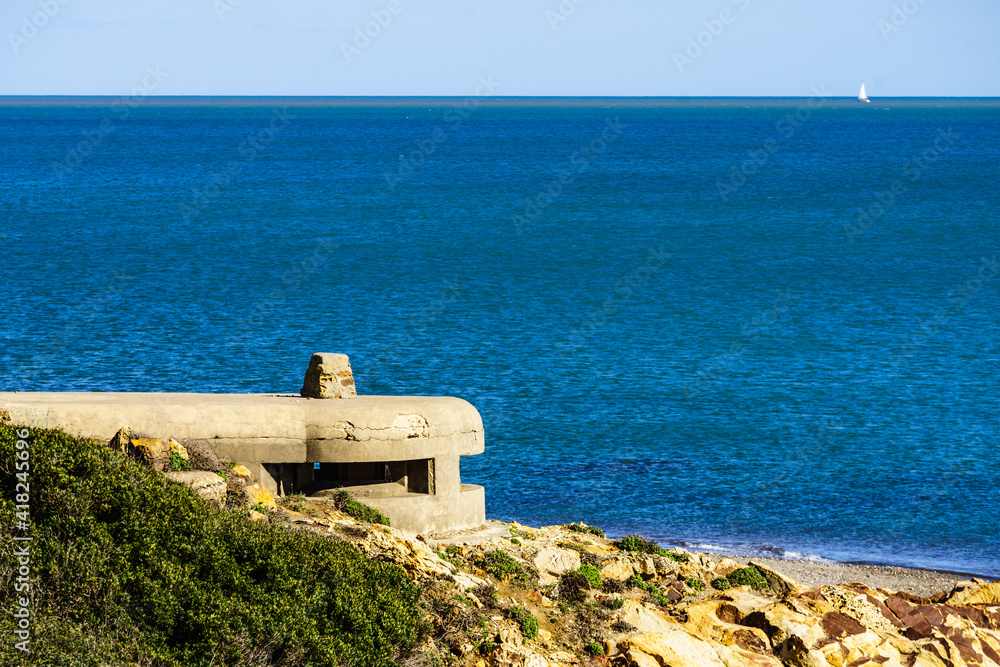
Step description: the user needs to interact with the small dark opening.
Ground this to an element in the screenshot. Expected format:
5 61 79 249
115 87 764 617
311 459 435 494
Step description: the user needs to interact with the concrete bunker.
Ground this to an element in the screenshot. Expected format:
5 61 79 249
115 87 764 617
0 353 486 534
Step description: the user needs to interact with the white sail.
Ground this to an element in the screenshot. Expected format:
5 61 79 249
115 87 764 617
858 83 870 103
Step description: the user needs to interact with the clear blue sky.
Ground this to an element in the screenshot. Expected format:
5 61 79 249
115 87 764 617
2 0 998 96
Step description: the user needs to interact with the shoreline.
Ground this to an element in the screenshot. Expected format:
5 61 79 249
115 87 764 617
724 552 981 598
671 545 995 597
430 521 995 598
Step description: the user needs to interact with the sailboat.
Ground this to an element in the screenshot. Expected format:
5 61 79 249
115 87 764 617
858 83 870 103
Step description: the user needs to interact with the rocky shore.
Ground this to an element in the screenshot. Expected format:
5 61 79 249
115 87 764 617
15 422 995 667
269 499 1000 667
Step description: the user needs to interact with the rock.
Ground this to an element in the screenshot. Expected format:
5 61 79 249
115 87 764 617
249 510 268 522
693 553 717 571
615 599 677 635
229 464 253 484
486 642 547 667
108 426 131 453
883 591 1000 664
184 440 221 471
601 556 635 581
244 483 277 511
454 572 492 590
946 581 1000 605
741 597 921 667
168 439 188 461
129 437 171 471
164 471 228 506
749 560 800 596
820 585 901 635
533 547 581 585
635 556 659 577
682 598 775 662
653 555 680 577
225 477 248 507
300 352 356 399
621 630 729 667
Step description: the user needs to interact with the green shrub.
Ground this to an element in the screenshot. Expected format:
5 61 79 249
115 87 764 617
686 577 705 591
0 424 425 667
478 550 532 586
578 564 602 588
601 597 625 610
614 534 657 553
628 575 671 607
711 568 768 592
330 489 390 525
585 641 604 656
509 607 539 640
726 566 770 591
712 577 733 591
566 523 605 538
281 493 307 512
169 451 190 471
612 534 687 561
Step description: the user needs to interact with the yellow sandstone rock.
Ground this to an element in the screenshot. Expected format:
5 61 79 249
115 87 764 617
245 483 277 511
948 581 1000 605
622 630 729 667
614 599 678 635
129 437 171 471
167 439 188 460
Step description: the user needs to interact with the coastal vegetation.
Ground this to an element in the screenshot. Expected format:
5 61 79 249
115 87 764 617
566 522 605 538
0 424 424 666
613 534 690 562
711 565 770 592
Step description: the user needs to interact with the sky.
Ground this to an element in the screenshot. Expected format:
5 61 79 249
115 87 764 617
2 0 999 97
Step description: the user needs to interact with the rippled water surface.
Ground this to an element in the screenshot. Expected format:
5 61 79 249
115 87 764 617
1 98 998 576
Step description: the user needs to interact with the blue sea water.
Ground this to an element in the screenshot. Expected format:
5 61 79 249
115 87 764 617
1 98 998 577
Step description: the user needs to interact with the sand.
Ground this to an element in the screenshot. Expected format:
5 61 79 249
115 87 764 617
725 553 976 598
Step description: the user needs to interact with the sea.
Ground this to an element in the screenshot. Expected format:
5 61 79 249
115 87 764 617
1 97 998 577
